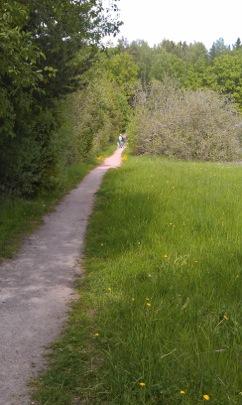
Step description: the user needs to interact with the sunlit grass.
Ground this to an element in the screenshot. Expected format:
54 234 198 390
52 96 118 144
34 156 242 404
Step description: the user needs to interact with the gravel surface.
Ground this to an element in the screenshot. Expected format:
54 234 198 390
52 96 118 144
0 149 123 405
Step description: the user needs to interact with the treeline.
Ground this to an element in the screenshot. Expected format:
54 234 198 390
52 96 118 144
0 0 138 196
117 37 242 106
114 38 242 161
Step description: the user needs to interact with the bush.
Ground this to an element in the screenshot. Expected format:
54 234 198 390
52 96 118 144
130 80 241 161
66 74 130 159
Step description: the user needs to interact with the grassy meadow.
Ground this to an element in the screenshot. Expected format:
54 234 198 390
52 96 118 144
34 155 242 404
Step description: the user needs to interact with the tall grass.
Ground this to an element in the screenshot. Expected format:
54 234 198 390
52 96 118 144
35 156 242 404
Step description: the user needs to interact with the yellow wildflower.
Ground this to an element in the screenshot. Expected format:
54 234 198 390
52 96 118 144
146 302 151 307
180 390 186 395
139 382 146 388
203 394 210 401
164 255 168 258
107 288 112 292
94 333 100 337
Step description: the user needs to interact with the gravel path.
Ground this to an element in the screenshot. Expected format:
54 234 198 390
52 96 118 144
0 148 123 405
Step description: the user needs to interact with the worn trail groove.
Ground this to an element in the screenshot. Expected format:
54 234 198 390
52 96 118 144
0 148 123 405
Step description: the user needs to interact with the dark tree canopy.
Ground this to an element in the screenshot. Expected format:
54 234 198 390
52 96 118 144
0 0 121 195
19 0 122 96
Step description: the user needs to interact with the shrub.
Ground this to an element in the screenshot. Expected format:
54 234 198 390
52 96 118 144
130 80 241 161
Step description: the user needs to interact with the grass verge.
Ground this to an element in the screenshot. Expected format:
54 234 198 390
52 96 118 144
34 155 242 404
0 145 115 260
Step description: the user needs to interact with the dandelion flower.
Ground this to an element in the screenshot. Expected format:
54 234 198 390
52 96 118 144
180 390 186 395
164 255 168 258
202 394 210 401
94 333 100 337
146 302 152 307
139 382 146 388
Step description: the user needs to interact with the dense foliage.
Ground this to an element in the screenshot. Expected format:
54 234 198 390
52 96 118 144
0 0 123 195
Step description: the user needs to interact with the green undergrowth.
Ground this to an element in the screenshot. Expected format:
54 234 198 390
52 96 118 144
34 155 242 404
0 145 115 260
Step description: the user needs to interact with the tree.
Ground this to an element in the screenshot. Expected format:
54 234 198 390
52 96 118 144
150 50 187 85
127 40 154 84
208 52 242 107
185 42 208 64
105 52 139 98
21 0 122 97
233 37 242 50
0 1 45 194
0 1 41 138
209 38 229 59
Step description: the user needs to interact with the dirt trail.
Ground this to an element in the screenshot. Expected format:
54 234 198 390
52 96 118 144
0 148 123 405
